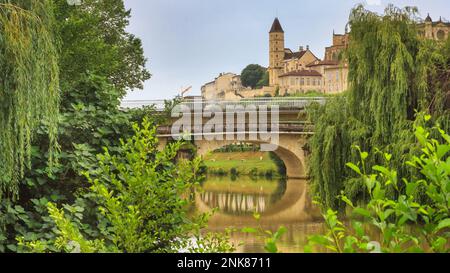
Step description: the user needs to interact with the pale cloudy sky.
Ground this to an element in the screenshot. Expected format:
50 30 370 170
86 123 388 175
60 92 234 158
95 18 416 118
122 0 450 100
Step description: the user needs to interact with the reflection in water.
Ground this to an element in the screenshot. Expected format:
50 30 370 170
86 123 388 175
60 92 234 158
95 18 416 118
200 191 269 214
199 177 286 215
196 176 324 253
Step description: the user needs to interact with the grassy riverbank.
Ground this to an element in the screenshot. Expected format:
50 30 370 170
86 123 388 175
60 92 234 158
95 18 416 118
204 151 279 176
201 176 279 195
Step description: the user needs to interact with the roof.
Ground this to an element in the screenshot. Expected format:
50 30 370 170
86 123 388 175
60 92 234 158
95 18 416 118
306 60 339 67
269 18 284 33
279 69 322 77
284 50 306 60
425 13 432 22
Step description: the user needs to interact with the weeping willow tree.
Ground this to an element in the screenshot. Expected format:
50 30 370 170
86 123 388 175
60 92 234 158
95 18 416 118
0 0 60 199
309 5 450 210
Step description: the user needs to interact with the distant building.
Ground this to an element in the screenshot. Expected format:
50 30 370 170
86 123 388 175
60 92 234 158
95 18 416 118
201 72 245 100
268 18 349 95
418 14 450 41
307 31 349 94
201 15 449 99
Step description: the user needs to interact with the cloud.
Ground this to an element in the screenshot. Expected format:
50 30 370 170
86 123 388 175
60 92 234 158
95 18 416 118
366 0 382 6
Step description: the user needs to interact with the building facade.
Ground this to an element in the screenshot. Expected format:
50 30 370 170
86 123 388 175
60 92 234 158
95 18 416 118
201 15 449 99
268 18 349 95
418 14 450 41
201 72 246 100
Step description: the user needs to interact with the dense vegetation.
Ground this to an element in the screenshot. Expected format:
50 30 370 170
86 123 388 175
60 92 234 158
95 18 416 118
307 119 449 253
1 1 448 254
0 0 59 199
241 64 269 89
308 5 450 211
0 0 230 253
18 119 233 253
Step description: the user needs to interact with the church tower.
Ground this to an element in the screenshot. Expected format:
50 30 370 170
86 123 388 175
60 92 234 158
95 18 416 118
424 13 433 39
268 18 285 86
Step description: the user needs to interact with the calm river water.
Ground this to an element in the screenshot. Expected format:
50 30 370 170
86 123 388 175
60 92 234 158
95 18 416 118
195 176 325 253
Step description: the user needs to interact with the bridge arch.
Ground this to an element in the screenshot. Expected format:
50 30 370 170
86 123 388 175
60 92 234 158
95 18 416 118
194 134 308 179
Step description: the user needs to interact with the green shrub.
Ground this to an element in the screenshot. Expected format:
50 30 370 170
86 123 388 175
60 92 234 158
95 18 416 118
306 119 449 253
18 119 234 253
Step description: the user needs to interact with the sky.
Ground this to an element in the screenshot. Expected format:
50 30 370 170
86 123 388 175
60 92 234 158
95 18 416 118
122 0 450 100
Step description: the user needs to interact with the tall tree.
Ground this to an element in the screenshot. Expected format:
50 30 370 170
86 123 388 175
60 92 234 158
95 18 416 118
309 5 450 210
241 64 267 89
53 0 151 94
0 0 60 199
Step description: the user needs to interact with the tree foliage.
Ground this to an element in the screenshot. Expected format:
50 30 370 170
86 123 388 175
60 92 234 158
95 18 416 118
241 64 267 89
18 119 234 253
309 5 450 210
0 0 60 199
307 119 449 253
53 0 150 92
0 0 155 252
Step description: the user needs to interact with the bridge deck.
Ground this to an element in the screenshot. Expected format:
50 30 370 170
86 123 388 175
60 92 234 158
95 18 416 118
121 97 326 111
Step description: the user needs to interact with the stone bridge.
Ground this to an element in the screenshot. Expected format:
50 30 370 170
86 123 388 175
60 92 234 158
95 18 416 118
122 97 325 179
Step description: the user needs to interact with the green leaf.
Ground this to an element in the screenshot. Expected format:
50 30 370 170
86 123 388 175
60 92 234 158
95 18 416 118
308 235 330 245
346 163 361 175
241 227 258 233
274 226 287 240
435 218 450 232
353 208 371 218
253 212 261 221
264 240 278 253
406 182 418 196
352 221 364 237
360 152 369 160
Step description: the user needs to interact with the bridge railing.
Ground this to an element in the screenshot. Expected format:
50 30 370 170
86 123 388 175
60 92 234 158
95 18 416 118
121 97 326 111
156 122 315 136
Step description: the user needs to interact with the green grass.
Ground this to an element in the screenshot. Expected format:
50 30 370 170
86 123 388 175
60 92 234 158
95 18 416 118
202 176 279 194
204 151 278 175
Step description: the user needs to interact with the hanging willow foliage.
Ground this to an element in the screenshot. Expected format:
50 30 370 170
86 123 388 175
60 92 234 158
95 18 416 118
0 0 60 199
309 4 450 210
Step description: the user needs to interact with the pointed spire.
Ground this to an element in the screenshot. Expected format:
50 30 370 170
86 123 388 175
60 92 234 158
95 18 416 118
425 13 432 22
269 17 284 33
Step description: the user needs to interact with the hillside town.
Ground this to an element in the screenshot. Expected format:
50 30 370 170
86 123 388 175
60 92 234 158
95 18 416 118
201 15 449 100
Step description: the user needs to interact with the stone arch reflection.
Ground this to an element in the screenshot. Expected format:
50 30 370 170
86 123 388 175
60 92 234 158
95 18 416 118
199 178 286 215
196 179 320 224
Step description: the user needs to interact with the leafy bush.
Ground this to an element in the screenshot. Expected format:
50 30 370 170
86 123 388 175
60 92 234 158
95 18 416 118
306 119 449 253
18 119 234 253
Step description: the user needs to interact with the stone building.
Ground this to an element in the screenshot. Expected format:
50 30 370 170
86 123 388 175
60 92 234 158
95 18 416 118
268 18 321 89
307 31 349 94
418 14 450 41
201 72 246 100
201 15 449 99
268 18 349 95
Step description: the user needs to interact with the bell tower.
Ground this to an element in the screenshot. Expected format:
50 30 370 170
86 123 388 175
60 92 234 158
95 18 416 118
269 18 285 86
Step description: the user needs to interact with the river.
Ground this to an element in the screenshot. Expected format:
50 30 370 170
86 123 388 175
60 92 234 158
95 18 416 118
195 175 325 253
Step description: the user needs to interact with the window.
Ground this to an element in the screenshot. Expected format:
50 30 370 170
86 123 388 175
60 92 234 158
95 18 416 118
306 78 310 86
437 30 445 40
300 78 304 85
290 78 295 85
